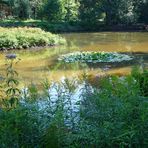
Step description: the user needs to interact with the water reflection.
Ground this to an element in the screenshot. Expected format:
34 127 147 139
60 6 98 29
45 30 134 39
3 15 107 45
0 32 148 84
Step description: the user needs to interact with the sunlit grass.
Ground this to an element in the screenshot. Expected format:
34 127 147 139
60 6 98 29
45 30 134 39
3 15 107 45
0 27 66 50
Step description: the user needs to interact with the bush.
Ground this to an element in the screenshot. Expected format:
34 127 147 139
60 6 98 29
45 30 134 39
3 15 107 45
73 75 148 147
0 68 147 147
132 68 148 97
0 27 66 50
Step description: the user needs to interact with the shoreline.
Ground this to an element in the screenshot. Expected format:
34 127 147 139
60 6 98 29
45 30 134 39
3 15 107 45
0 20 147 33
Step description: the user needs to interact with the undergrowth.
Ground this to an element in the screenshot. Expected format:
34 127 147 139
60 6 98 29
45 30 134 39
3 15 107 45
0 59 147 148
0 27 66 50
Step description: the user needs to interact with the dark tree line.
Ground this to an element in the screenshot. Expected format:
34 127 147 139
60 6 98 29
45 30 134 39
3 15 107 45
0 0 148 25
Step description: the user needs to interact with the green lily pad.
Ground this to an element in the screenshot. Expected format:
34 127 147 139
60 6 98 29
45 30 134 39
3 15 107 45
58 51 133 63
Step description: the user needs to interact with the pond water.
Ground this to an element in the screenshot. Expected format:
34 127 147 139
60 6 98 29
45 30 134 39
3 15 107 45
0 32 148 85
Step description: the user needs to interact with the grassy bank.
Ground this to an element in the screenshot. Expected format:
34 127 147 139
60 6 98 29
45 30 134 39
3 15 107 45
0 61 148 147
0 27 66 50
0 19 147 33
0 19 83 33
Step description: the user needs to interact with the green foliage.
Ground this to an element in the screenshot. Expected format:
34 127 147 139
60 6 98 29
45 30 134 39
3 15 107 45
42 0 66 22
117 0 139 24
74 75 148 147
79 0 103 26
0 100 45 147
12 0 30 19
0 27 66 50
0 67 148 147
0 56 21 108
131 67 148 97
79 0 146 26
1 0 44 19
41 0 79 23
0 19 83 32
1 0 148 30
58 51 133 63
64 0 80 22
139 0 148 23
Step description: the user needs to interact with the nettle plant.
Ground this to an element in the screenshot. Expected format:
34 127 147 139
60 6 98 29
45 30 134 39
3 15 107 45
0 54 21 108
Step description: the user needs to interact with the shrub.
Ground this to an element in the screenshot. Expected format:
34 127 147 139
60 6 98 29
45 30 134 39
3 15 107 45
72 75 148 147
0 27 66 50
0 64 147 147
132 67 148 97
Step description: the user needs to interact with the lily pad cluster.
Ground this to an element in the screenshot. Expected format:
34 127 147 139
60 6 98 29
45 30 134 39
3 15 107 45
58 51 133 63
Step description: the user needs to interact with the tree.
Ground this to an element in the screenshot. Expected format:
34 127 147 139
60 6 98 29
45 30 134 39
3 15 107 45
65 0 80 22
79 0 103 26
29 0 44 19
42 0 66 22
100 0 120 25
0 0 12 18
138 0 148 23
6 0 31 19
117 0 139 24
0 0 45 19
101 0 143 25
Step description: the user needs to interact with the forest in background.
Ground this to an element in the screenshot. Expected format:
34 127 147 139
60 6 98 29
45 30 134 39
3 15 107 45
0 0 148 30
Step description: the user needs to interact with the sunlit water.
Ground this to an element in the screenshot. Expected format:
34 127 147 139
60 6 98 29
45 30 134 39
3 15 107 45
0 32 148 85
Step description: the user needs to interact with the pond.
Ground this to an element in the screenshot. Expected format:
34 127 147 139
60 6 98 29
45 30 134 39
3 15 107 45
0 32 148 85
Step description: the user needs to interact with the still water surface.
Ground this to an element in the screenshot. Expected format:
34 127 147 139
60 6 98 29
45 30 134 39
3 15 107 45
0 32 148 85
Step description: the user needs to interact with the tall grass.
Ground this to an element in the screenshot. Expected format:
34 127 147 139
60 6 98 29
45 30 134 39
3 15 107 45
0 62 148 147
